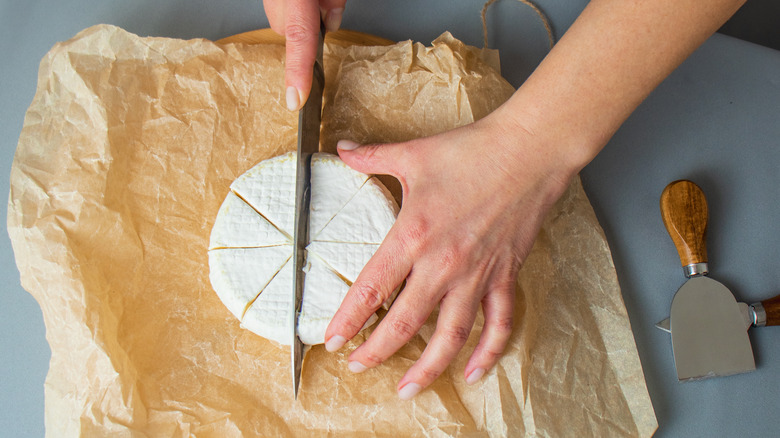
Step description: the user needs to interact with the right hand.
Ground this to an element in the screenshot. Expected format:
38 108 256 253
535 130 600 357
263 0 347 110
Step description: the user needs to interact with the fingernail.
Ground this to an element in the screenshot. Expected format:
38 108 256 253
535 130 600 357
398 382 422 400
286 86 300 111
325 8 344 33
466 368 485 385
325 335 347 352
337 139 361 150
348 361 368 373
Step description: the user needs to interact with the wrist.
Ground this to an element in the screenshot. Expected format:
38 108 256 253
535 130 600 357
484 99 602 190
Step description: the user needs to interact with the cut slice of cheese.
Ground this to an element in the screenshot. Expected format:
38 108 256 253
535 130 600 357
309 155 371 238
296 258 353 345
241 257 369 345
307 240 379 284
241 257 296 345
209 191 289 249
208 245 292 321
209 152 399 346
312 177 398 244
230 153 296 238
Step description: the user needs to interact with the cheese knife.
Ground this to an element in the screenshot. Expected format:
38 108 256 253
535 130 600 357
659 180 758 381
291 20 325 399
655 293 780 333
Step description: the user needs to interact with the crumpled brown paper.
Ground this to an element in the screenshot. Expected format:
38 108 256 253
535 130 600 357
8 24 656 437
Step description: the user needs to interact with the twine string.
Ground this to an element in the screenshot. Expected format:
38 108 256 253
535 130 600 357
481 0 555 50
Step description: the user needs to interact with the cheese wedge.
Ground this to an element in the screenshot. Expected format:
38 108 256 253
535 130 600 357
208 152 398 346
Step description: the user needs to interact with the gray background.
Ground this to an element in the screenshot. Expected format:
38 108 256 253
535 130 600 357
2 0 778 436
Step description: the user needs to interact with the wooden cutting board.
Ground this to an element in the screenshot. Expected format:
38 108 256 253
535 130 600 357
217 28 394 47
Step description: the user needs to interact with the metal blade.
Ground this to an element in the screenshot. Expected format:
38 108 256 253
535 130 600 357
670 276 755 381
291 21 325 399
656 302 754 334
655 318 671 333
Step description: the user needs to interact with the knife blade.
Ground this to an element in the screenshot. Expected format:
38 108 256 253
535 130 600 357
659 180 756 381
656 293 780 333
291 20 325 399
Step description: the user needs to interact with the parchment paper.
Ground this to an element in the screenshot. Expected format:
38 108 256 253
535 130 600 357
8 24 657 437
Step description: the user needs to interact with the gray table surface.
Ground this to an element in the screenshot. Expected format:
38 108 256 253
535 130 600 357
2 1 779 436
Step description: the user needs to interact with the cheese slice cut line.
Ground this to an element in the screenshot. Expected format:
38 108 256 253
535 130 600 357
307 250 354 287
209 191 290 250
240 254 292 320
309 171 371 239
230 189 293 242
208 243 291 251
208 245 292 321
310 177 371 241
312 176 399 244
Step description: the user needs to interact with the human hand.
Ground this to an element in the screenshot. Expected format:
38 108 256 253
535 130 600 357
263 0 346 111
322 106 579 400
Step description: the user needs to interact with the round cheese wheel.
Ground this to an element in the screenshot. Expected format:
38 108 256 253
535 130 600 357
208 152 399 345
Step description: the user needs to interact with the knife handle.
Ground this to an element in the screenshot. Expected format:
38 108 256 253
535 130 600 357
760 294 780 326
660 180 708 272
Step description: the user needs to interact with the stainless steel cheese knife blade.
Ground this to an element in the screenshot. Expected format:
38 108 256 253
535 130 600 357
659 180 756 381
655 293 780 333
291 21 325 400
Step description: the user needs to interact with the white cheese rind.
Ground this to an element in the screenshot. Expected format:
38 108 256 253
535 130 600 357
307 240 379 284
209 152 398 346
241 257 296 345
230 153 296 238
313 177 398 244
296 258 353 345
208 246 291 321
309 154 371 238
240 257 361 345
209 191 289 249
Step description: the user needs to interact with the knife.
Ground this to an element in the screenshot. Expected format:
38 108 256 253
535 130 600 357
659 180 757 381
656 294 780 333
291 20 326 399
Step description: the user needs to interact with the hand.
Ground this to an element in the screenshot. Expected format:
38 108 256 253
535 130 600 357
263 0 347 110
323 106 578 400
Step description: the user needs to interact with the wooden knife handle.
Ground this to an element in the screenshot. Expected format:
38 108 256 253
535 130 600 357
762 294 780 326
660 180 708 267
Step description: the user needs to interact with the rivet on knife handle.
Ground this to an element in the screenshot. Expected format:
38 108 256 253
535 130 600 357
660 180 709 278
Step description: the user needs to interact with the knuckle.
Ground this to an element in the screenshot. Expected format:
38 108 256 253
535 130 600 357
398 218 429 253
387 317 418 340
481 345 506 363
440 324 472 346
361 352 385 367
284 22 311 44
352 282 386 310
339 317 363 336
438 246 462 272
492 315 514 336
418 365 443 382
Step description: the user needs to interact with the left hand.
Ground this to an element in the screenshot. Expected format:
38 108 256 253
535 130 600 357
323 105 577 400
263 0 347 110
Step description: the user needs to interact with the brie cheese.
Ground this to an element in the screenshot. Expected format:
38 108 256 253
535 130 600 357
208 152 399 346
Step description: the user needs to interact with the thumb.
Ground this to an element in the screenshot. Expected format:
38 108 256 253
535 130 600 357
337 139 406 177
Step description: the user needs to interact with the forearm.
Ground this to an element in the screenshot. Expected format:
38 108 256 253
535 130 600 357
500 0 746 176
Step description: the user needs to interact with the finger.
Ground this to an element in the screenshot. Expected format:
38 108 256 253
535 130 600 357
463 283 515 385
283 0 321 110
396 289 480 400
319 0 347 32
336 140 408 179
346 271 443 373
263 0 287 36
324 230 413 352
